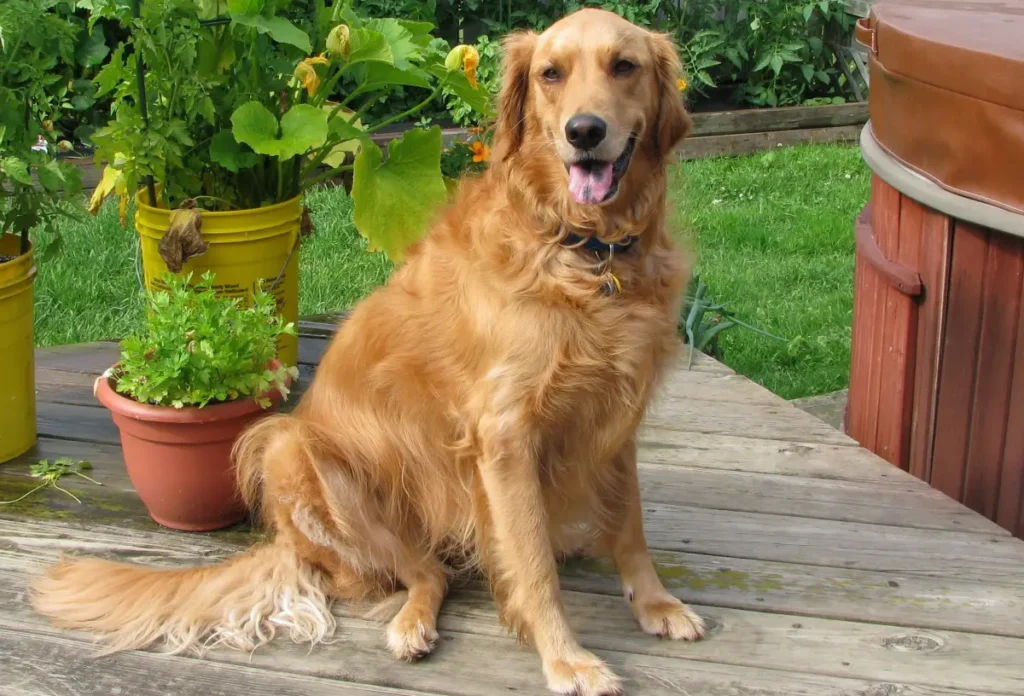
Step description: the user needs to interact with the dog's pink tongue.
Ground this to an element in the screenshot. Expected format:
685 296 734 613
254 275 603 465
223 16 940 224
569 162 614 204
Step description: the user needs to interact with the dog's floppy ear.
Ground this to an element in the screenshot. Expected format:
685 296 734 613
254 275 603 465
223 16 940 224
649 32 692 160
492 30 537 162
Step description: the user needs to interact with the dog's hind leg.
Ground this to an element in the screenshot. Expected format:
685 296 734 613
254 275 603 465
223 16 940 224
383 553 447 661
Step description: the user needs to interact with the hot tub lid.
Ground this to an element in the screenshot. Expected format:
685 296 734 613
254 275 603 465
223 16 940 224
857 2 1024 215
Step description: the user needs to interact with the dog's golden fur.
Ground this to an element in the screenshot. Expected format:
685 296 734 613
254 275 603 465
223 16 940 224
31 9 704 695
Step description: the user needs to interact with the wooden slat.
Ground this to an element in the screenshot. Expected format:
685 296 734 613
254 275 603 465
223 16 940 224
931 223 989 502
873 192 921 469
1 438 998 537
637 463 1006 534
646 396 856 447
298 336 331 366
0 571 978 696
640 503 1024 584
963 231 1024 519
414 589 1024 695
561 549 1024 640
636 427 911 482
34 341 119 375
678 125 863 161
865 177 902 455
4 516 1023 639
688 102 868 137
0 543 1009 696
908 200 952 481
0 629 428 696
997 287 1024 536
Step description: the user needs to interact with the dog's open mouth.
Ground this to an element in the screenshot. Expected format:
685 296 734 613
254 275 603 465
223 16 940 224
567 133 637 205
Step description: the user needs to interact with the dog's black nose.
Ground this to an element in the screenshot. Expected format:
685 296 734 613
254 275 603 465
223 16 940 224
565 114 607 150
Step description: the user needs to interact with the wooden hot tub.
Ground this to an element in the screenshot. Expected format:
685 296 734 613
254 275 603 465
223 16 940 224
846 3 1024 537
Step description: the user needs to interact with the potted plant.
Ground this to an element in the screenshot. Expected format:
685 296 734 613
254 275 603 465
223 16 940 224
85 0 490 366
94 271 298 531
1 0 86 463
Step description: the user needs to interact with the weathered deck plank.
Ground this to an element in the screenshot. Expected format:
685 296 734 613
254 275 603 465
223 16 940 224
3 334 1024 695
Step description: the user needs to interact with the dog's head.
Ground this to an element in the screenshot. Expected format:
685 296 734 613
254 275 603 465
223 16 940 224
492 9 691 210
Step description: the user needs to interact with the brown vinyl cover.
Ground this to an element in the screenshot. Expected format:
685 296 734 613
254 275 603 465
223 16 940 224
858 2 1024 215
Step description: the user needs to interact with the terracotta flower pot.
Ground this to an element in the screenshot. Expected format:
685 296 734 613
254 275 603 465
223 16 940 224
94 362 288 532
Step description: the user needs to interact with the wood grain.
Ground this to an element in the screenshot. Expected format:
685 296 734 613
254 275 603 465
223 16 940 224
997 289 1024 536
0 557 1006 696
637 462 1005 534
688 102 868 137
636 427 913 482
4 516 1022 639
640 503 1024 583
678 124 863 161
873 192 921 469
930 222 989 502
908 200 952 481
962 230 1024 519
0 629 426 696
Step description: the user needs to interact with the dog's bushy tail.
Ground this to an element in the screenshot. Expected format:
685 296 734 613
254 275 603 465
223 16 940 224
31 413 337 657
30 539 335 656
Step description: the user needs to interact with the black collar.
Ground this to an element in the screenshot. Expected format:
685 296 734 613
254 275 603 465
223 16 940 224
560 231 636 256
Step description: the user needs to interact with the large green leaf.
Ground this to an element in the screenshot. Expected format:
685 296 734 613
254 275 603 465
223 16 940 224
227 0 265 14
347 28 393 65
361 63 432 92
75 29 110 67
231 102 279 150
231 13 312 53
210 130 261 172
352 126 446 262
231 102 328 159
278 104 329 157
363 19 422 70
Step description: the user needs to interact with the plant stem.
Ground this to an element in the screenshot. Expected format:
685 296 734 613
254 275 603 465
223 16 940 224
0 483 47 505
276 158 284 202
306 163 353 188
53 484 82 504
366 84 443 135
72 472 104 486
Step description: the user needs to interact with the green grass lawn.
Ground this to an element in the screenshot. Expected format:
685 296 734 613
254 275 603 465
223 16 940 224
33 143 869 399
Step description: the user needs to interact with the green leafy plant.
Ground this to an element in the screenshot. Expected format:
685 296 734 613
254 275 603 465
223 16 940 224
86 0 492 260
114 271 298 408
680 275 783 368
709 0 855 107
0 0 85 258
0 459 101 506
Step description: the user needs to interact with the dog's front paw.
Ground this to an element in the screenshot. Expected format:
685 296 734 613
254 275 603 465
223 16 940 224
543 651 622 696
385 607 439 661
631 594 705 641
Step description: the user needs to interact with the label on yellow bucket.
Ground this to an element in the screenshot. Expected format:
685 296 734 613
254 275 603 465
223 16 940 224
134 192 301 367
0 234 37 463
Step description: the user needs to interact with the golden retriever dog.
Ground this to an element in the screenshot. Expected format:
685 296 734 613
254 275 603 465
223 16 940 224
31 8 704 695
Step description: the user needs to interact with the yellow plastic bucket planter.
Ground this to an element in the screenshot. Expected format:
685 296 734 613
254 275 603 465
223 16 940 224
134 191 301 367
0 234 37 463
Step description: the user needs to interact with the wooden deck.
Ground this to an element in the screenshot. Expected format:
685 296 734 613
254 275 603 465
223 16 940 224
3 321 1024 695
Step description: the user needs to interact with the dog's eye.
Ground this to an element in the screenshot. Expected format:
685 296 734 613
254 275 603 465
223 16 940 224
542 67 561 82
613 59 636 76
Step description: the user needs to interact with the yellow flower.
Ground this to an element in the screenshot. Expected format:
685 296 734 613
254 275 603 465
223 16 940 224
293 56 329 97
677 77 688 92
445 44 481 90
326 24 350 59
470 140 490 163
